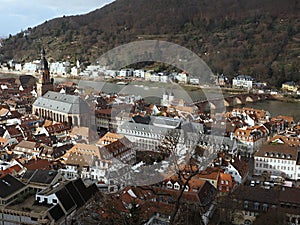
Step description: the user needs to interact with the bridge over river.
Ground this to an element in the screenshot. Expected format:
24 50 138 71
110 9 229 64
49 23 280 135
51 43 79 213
193 93 272 112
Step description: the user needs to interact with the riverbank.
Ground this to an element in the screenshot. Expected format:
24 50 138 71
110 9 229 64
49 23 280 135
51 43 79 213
1 70 299 103
270 94 300 103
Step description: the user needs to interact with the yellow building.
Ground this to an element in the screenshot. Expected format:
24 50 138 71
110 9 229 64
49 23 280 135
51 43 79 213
282 81 298 92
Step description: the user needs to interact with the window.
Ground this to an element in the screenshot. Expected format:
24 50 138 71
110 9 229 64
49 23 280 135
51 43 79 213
244 201 249 209
254 202 260 210
52 199 57 204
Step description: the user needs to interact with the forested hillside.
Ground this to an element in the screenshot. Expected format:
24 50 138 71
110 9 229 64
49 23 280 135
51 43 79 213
0 0 299 86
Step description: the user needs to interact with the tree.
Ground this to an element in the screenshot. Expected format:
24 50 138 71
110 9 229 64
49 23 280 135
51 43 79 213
157 129 216 225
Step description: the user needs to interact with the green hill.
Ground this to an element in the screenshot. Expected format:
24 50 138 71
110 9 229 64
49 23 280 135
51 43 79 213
0 0 299 86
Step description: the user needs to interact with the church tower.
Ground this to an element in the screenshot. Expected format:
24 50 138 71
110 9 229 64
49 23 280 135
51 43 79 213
36 48 53 97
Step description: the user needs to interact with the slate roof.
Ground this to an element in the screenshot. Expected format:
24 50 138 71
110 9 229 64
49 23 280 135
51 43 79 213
53 144 73 159
53 178 97 213
132 115 151 124
26 169 59 184
33 91 90 114
72 179 91 201
255 144 298 160
0 174 26 198
151 116 181 128
21 170 35 181
65 181 85 207
55 187 76 212
48 204 65 221
232 185 279 205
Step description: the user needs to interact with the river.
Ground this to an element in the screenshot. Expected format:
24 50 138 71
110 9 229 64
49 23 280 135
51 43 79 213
55 77 300 122
2 73 300 122
235 100 300 122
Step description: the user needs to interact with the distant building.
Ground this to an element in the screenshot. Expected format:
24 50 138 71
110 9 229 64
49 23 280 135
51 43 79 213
175 72 189 84
189 77 200 85
232 75 255 90
161 89 174 106
119 68 133 77
149 73 160 82
282 81 298 92
133 69 145 78
216 74 229 86
49 61 69 76
70 66 81 76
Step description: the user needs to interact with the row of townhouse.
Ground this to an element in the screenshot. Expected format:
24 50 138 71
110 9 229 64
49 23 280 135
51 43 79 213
80 66 193 84
58 138 136 183
219 184 300 225
6 60 78 76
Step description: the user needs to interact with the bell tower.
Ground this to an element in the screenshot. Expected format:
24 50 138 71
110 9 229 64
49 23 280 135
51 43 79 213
36 48 53 97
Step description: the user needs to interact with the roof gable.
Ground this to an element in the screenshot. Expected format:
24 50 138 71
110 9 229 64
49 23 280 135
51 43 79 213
0 174 26 198
55 187 76 212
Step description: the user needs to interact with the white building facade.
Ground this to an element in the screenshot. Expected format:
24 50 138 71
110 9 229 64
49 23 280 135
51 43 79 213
254 145 299 180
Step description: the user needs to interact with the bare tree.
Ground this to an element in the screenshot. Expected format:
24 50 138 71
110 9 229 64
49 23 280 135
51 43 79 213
157 129 213 225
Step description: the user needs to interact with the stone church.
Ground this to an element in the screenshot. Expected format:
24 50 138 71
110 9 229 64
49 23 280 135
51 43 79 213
32 48 91 127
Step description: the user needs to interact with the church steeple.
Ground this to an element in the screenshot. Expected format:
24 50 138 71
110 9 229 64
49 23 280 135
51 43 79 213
40 47 49 71
36 47 53 97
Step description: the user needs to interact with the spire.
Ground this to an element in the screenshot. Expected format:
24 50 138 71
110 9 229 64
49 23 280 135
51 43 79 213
40 47 49 71
41 47 46 57
36 46 53 96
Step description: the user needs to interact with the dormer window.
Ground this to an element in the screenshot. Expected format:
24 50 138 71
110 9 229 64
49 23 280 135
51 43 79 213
167 181 173 189
174 182 180 190
184 185 189 192
264 152 268 157
282 154 285 159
